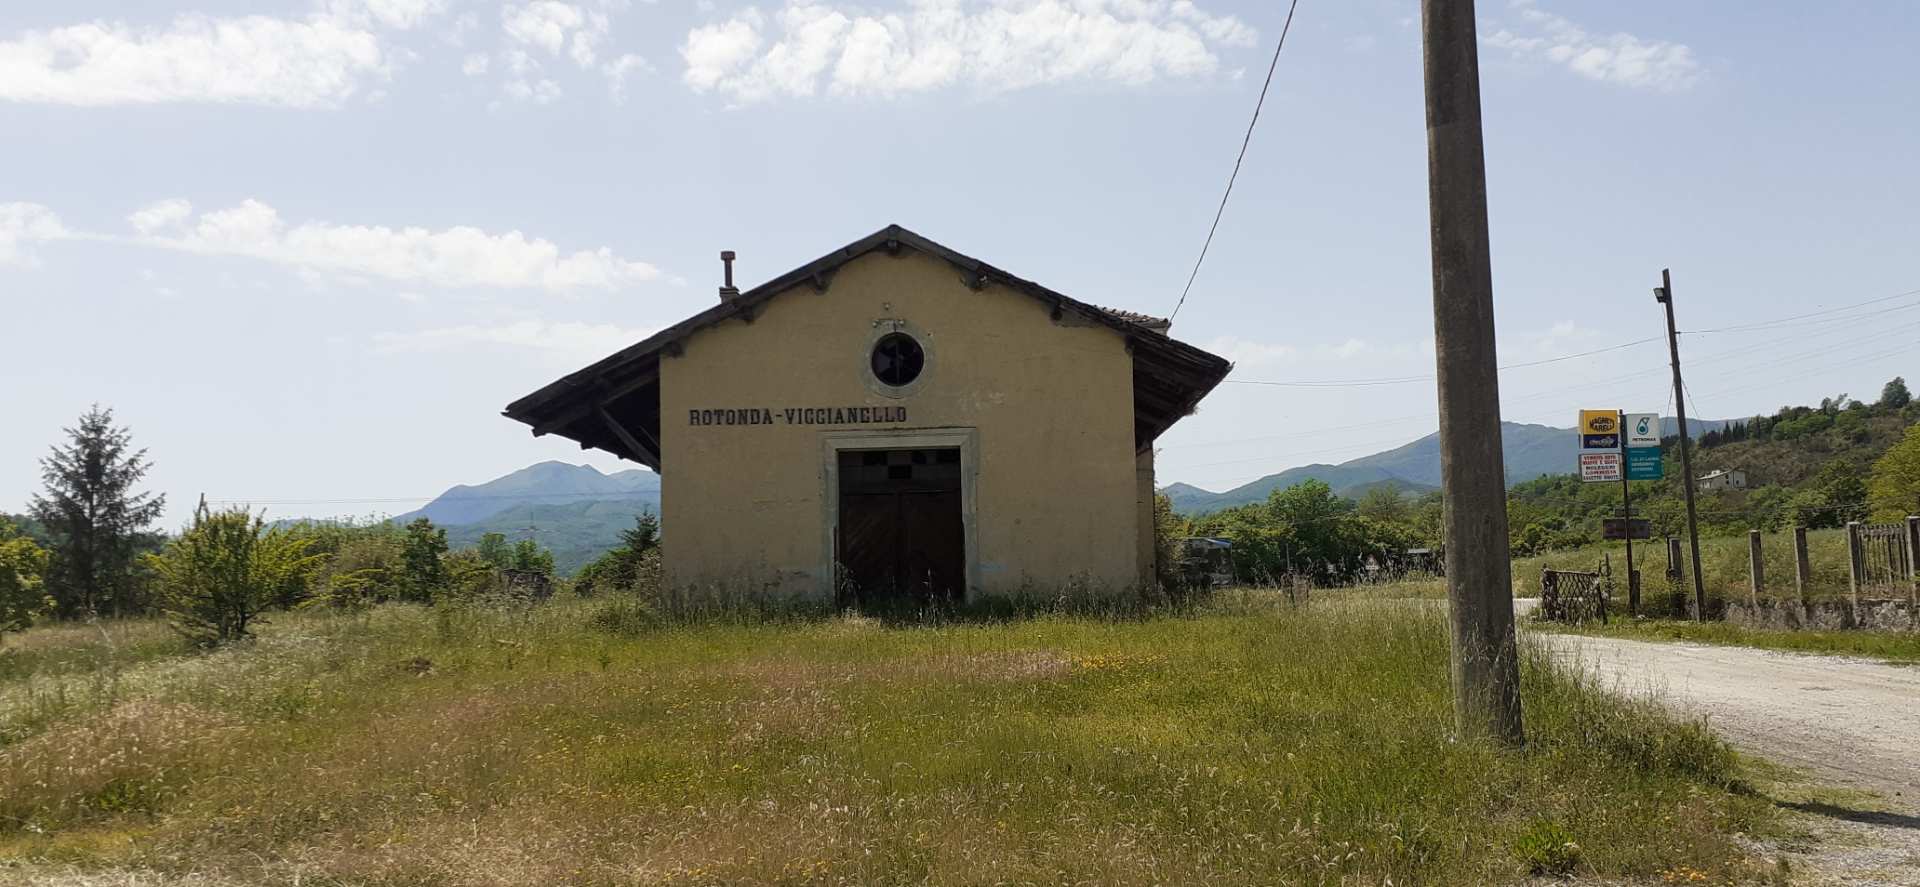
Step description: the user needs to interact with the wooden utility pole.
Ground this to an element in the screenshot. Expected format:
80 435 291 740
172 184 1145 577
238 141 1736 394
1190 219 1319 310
1618 410 1637 616
1420 0 1523 745
1656 270 1707 619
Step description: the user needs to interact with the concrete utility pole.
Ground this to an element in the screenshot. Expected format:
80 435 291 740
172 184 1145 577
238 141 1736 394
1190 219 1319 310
1655 270 1708 619
1420 0 1524 745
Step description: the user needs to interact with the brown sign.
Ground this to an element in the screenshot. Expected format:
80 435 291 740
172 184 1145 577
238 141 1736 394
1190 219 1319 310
689 406 908 427
1602 518 1651 540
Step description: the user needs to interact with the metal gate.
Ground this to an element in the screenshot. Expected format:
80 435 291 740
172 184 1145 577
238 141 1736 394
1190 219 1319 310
1847 519 1919 627
1540 568 1609 624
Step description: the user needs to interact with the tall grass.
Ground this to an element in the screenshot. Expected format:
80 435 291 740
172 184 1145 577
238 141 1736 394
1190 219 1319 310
1512 527 1857 605
0 592 1773 885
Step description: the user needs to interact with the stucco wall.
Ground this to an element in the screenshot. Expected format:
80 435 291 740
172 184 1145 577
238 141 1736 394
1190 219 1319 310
658 248 1141 599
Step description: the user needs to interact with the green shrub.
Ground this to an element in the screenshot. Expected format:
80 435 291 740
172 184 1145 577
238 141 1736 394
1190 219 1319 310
1513 818 1584 876
586 595 661 637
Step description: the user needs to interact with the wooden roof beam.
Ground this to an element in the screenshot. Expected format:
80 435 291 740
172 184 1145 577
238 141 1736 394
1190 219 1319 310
597 405 661 469
528 367 660 436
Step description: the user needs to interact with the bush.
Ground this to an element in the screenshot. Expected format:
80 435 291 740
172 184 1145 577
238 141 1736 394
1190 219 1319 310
310 535 403 609
148 504 320 646
1513 819 1584 876
585 595 661 637
1 518 52 640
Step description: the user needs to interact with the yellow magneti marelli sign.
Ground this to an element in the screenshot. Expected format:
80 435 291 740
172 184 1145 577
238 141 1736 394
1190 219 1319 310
1579 410 1620 435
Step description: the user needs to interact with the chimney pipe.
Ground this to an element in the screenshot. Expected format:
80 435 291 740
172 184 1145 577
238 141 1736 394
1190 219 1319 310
719 250 739 302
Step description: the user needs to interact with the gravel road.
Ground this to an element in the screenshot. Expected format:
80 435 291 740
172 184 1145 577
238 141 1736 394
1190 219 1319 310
1528 619 1920 884
1535 631 1920 804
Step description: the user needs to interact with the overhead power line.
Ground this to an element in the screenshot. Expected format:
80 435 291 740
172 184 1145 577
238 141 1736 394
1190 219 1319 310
1223 336 1663 389
1220 286 1920 391
1682 288 1920 335
1168 0 1301 322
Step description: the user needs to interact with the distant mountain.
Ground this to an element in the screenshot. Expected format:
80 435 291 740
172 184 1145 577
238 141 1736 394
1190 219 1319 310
392 461 659 526
1163 418 1729 514
1162 464 1438 514
442 497 658 577
371 461 660 576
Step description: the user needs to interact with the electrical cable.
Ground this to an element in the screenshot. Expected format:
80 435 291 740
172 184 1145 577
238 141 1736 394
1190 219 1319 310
1168 0 1301 322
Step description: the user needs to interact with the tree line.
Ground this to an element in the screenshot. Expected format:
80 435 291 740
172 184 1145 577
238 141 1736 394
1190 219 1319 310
1165 376 1920 577
2 406 662 649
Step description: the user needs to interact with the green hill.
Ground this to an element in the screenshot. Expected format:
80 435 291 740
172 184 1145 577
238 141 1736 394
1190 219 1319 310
441 497 658 576
1164 419 1727 514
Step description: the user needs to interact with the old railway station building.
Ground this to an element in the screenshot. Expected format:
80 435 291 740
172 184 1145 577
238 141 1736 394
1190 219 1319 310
504 226 1230 607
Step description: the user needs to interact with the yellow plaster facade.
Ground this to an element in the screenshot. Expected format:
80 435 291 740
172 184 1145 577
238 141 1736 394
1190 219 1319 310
658 249 1146 599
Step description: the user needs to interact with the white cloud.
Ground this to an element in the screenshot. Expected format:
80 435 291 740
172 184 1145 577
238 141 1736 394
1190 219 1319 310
324 0 450 30
1200 335 1296 367
504 73 565 103
681 0 1257 103
0 0 455 108
1528 319 1601 354
604 53 651 103
128 199 195 235
503 1 612 67
127 199 660 293
462 52 491 75
1483 1 1700 91
373 320 657 358
0 203 69 267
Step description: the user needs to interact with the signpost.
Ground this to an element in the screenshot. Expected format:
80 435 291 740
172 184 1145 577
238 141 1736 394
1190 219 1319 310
1581 409 1664 616
1578 452 1622 481
1603 518 1652 540
1625 447 1663 481
1623 412 1660 449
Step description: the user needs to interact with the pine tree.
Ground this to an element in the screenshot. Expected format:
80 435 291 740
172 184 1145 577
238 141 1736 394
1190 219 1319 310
29 406 166 618
620 512 660 555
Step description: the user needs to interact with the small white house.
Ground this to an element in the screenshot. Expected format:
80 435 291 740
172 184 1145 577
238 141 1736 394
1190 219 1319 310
1697 469 1747 492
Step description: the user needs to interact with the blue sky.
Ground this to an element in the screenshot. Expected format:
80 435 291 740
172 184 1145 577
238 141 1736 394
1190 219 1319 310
3 0 1916 525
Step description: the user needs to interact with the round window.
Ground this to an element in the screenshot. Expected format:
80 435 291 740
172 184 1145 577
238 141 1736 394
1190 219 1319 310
870 332 925 388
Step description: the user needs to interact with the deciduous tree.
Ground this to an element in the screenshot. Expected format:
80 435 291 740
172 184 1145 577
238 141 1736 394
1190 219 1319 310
399 518 449 602
1880 376 1911 410
1869 424 1920 520
149 503 319 646
0 517 52 642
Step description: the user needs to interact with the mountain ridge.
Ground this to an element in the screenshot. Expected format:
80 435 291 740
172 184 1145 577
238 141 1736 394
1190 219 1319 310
391 460 660 527
1162 418 1728 513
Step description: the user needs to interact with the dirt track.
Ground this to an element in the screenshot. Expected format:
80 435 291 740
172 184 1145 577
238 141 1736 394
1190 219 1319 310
1536 631 1920 804
1533 626 1920 885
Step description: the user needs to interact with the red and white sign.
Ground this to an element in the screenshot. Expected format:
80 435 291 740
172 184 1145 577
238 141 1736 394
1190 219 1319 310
1579 452 1622 483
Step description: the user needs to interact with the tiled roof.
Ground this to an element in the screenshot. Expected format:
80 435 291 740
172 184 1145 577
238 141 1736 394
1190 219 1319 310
1095 306 1172 332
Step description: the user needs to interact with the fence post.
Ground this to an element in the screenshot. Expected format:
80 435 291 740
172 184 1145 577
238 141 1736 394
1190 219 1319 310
1748 529 1764 613
1907 516 1920 629
1666 535 1686 619
1846 521 1864 628
1793 526 1811 627
1600 552 1612 625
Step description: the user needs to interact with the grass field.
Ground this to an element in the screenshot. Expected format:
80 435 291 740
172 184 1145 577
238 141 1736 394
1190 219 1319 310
1510 527 1857 605
0 591 1780 885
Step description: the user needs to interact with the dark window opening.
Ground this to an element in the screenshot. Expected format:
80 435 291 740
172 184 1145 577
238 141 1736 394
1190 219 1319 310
870 332 925 387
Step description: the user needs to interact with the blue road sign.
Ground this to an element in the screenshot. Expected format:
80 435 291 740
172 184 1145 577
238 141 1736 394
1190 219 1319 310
1625 447 1664 480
